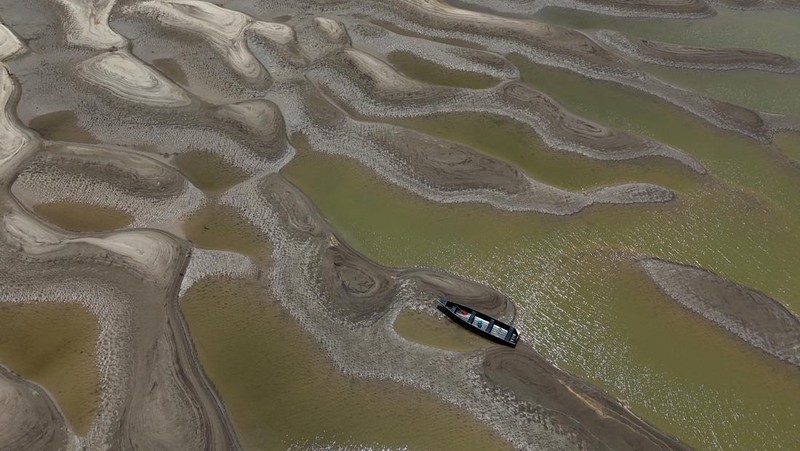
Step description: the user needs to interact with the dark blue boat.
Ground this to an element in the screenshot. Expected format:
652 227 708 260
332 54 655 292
437 297 519 347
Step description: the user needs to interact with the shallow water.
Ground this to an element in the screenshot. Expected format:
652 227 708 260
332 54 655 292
536 5 800 59
182 203 271 265
393 310 492 351
181 277 511 450
0 302 99 435
173 151 248 194
394 113 702 192
33 202 133 232
283 142 800 448
644 64 800 118
387 51 500 89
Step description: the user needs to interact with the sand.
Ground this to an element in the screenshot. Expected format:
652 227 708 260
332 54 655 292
3 0 797 448
642 257 800 366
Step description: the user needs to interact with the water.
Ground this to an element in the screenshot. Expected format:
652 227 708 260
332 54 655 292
33 202 132 232
283 140 800 448
393 310 491 351
182 202 272 265
535 6 800 59
182 278 511 450
0 302 99 435
387 51 500 89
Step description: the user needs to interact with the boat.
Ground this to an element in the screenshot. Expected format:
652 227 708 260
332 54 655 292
436 297 520 347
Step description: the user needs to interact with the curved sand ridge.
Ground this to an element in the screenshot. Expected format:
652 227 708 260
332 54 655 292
370 1 799 141
128 0 294 80
445 0 711 17
314 17 351 45
52 0 126 49
210 174 687 449
0 64 40 184
0 199 238 449
321 48 704 171
0 366 77 450
641 258 800 366
78 50 191 107
273 80 675 214
0 23 25 61
594 31 800 73
352 20 519 82
11 142 205 228
381 0 634 71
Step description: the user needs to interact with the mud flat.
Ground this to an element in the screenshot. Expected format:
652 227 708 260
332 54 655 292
11 142 204 228
210 173 688 449
182 277 510 449
0 198 238 449
641 258 800 366
0 365 76 450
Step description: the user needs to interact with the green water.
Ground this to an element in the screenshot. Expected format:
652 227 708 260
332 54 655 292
182 278 511 450
645 64 800 118
535 6 800 59
775 131 800 163
393 310 491 351
284 144 800 449
387 51 500 89
283 57 800 447
394 113 702 192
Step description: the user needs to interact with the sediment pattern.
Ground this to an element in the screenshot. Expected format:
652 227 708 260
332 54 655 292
1 0 797 449
642 258 800 366
213 174 688 449
594 31 800 73
78 50 192 107
0 366 77 450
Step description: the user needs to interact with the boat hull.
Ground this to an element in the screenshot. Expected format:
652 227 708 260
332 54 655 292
437 299 519 347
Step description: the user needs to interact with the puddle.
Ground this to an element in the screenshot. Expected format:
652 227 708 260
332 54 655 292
0 302 99 435
174 150 249 194
183 203 271 265
152 58 189 86
393 309 491 351
387 51 500 89
28 110 99 143
33 202 133 232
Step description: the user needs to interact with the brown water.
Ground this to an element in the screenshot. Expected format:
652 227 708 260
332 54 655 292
182 277 511 450
0 302 99 435
33 202 133 232
394 113 702 192
387 51 500 89
393 310 492 351
182 203 271 265
173 150 248 194
282 144 800 449
152 58 189 86
28 110 99 143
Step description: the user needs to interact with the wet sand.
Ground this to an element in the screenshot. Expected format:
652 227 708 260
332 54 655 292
1 0 798 448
